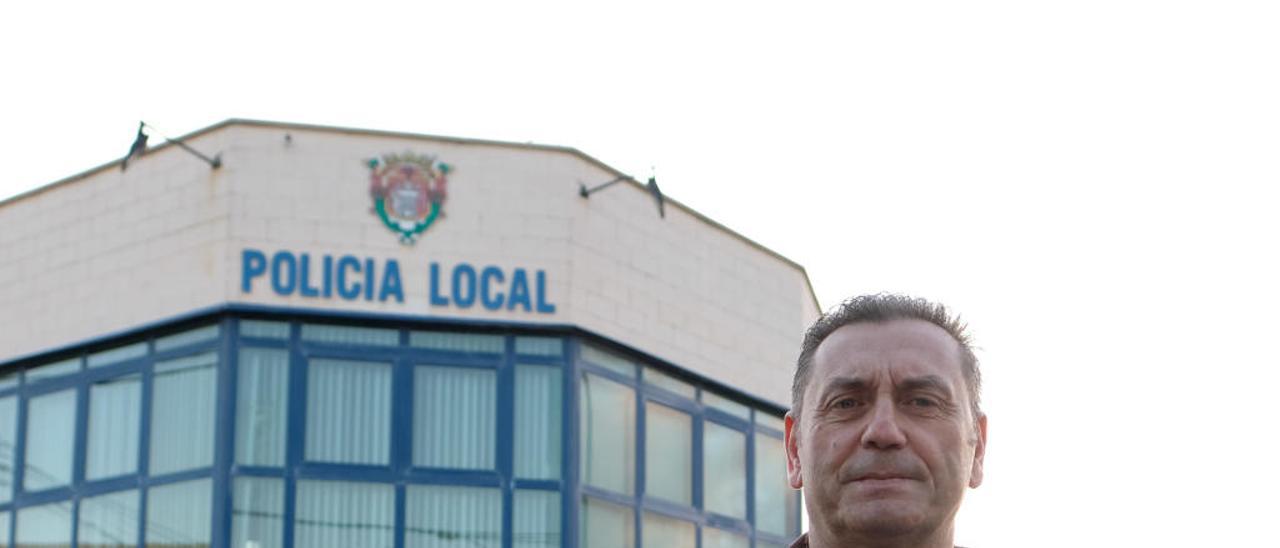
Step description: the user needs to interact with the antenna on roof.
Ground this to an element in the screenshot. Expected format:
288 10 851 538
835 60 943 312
578 173 666 219
121 121 222 171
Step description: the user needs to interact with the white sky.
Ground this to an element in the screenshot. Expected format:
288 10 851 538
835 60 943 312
4 1 1279 546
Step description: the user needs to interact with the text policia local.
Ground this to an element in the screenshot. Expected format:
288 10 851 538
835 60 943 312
241 249 556 313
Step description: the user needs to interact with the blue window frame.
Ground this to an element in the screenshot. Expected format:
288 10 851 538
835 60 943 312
0 308 800 547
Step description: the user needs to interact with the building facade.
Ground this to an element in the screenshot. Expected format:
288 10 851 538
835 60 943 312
0 120 820 548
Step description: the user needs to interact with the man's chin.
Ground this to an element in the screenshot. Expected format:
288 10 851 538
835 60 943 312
836 499 930 538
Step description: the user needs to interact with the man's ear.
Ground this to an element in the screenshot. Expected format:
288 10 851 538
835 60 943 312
969 412 988 488
785 411 804 489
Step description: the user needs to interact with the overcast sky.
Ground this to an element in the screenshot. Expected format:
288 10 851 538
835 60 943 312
4 1 1279 546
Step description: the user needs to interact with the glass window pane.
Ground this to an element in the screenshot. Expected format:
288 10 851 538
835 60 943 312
580 373 635 494
513 490 559 548
146 478 211 547
702 391 750 421
410 332 504 353
236 348 289 466
514 336 562 357
756 411 786 432
704 422 746 519
755 433 797 536
644 402 691 505
580 344 636 378
413 367 495 469
240 320 290 340
0 397 16 503
16 501 71 547
306 359 391 464
87 375 141 480
78 490 139 547
295 480 394 548
155 325 220 353
702 527 749 548
232 476 284 548
302 324 398 346
580 497 633 548
405 485 501 548
25 389 75 490
150 353 216 475
26 357 80 383
88 342 147 367
0 371 18 390
0 512 9 548
642 368 695 399
514 366 561 480
641 512 695 548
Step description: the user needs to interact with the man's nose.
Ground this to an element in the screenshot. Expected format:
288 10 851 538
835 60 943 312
860 400 907 450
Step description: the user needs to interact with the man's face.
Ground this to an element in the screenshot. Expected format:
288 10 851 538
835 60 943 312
784 319 987 542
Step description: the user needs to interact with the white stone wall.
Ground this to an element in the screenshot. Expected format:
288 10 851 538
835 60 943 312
0 121 818 406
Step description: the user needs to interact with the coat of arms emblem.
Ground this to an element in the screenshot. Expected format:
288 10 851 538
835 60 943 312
366 152 452 244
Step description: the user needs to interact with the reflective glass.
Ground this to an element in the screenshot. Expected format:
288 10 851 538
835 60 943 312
580 343 637 378
87 375 141 480
25 389 75 490
295 480 394 548
236 348 289 466
0 397 15 503
514 365 561 479
146 479 211 547
513 490 560 548
0 512 8 548
78 490 139 547
702 391 751 420
232 476 284 548
25 357 80 383
641 512 695 548
580 373 635 494
302 324 398 346
642 368 695 399
514 336 563 357
16 501 71 547
306 358 391 465
755 432 797 536
151 353 216 475
410 331 504 353
702 527 749 548
88 342 147 367
580 496 634 548
240 320 290 339
644 402 692 505
413 366 495 469
756 411 786 432
703 421 747 518
154 325 219 353
0 371 17 390
405 485 501 548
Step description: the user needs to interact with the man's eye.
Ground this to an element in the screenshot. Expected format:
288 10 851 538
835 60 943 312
907 397 938 408
833 398 861 410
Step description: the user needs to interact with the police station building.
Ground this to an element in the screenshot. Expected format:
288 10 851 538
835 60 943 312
0 120 819 548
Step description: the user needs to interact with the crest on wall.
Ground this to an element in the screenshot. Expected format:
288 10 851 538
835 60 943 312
366 152 452 244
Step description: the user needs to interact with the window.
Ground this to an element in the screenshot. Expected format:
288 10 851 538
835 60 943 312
0 397 15 503
513 490 560 548
405 485 501 548
305 358 391 465
703 421 746 519
232 477 284 548
755 432 797 536
16 501 72 547
641 512 695 548
86 375 141 480
514 365 561 480
236 348 289 466
580 373 635 494
702 527 749 548
581 497 634 548
78 490 139 547
644 402 692 505
25 389 75 490
413 366 496 469
150 353 216 475
295 480 394 548
146 479 211 547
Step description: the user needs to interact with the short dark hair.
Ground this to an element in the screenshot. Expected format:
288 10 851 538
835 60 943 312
791 294 982 421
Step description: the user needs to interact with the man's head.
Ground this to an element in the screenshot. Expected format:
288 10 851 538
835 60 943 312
784 294 987 547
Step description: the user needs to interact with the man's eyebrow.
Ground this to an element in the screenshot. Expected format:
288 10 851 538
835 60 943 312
817 376 870 400
897 375 955 398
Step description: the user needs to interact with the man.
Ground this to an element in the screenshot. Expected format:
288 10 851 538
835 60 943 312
785 294 987 548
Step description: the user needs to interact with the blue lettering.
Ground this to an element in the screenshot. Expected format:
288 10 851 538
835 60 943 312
299 254 320 298
507 269 531 312
364 259 375 301
337 255 361 300
271 252 297 295
430 262 449 306
480 266 505 310
536 270 556 314
242 249 266 292
453 263 477 308
322 255 334 298
380 260 404 302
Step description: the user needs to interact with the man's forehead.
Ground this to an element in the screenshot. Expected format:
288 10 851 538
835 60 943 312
810 319 966 387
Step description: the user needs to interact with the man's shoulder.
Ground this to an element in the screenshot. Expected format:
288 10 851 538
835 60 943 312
788 534 966 548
